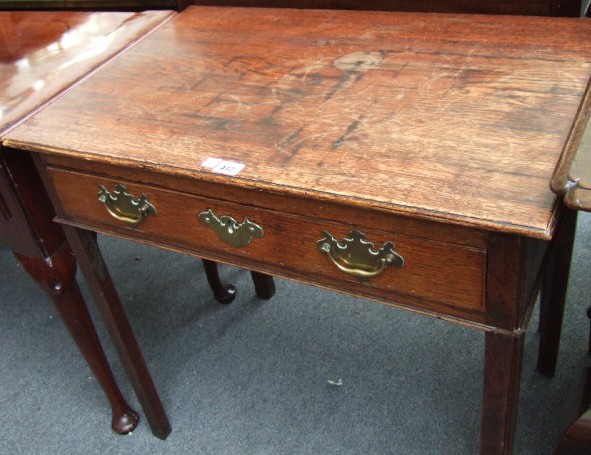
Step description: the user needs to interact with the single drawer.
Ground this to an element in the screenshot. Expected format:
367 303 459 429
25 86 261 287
48 167 486 316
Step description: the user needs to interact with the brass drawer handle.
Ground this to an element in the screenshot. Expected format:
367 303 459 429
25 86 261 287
317 230 404 282
199 209 263 247
97 184 157 227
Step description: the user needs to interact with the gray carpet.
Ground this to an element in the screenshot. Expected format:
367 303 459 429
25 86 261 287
0 212 589 455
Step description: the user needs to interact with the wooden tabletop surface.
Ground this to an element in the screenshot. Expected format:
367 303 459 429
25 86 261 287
0 10 175 136
5 7 591 238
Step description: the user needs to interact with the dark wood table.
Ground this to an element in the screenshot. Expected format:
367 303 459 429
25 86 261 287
5 6 590 453
0 9 174 434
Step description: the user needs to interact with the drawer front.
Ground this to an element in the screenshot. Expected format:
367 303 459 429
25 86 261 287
48 168 486 315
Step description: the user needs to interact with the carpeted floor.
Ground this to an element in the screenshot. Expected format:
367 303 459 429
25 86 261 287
0 212 589 454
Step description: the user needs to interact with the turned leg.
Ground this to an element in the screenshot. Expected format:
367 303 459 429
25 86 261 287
537 208 577 376
250 271 276 300
481 330 525 455
62 227 171 440
14 245 138 434
202 259 236 304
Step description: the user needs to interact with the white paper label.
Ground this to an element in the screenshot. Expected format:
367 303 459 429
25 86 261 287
201 158 245 176
201 157 222 168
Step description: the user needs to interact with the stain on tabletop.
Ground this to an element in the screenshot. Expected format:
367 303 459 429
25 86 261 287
333 51 385 72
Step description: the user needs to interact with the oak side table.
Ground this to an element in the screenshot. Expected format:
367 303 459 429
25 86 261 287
5 7 591 453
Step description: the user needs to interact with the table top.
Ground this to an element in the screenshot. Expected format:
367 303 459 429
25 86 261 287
5 6 591 238
0 9 175 136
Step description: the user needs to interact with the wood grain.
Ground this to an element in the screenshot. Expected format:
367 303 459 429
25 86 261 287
5 7 591 238
47 166 487 316
42 153 489 247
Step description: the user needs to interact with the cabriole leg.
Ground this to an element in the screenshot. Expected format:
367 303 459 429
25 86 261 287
14 245 139 434
202 259 236 304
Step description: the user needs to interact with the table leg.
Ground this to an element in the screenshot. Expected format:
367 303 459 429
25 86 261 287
1 150 139 433
250 270 276 300
481 330 525 455
13 245 138 434
202 258 236 304
537 208 578 376
62 226 171 440
202 259 275 302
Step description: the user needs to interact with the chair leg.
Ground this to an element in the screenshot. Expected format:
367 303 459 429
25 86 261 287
201 259 236 304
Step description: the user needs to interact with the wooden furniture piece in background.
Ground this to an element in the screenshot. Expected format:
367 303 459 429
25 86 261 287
6 7 590 453
0 0 176 9
0 9 175 435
